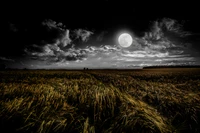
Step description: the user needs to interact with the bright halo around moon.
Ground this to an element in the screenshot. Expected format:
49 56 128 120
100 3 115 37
118 33 133 47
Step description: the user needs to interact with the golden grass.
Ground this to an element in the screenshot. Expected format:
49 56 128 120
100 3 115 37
0 68 200 132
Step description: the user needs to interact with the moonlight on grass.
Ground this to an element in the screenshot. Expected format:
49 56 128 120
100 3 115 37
118 33 133 47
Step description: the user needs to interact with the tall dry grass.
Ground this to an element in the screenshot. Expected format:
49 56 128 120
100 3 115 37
0 69 200 132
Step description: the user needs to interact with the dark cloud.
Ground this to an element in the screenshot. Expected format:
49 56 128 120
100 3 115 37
9 23 18 32
38 20 67 45
25 44 44 53
41 20 94 45
144 18 191 41
97 31 108 41
0 57 15 62
74 29 94 42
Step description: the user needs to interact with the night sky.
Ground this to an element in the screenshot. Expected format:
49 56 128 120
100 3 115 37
1 0 200 69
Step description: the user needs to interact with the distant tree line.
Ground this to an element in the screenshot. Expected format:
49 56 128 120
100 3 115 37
143 65 200 69
83 67 89 70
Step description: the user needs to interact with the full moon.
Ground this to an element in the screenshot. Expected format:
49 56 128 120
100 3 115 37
118 33 133 47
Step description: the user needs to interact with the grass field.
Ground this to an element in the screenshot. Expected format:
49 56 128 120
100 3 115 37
0 68 200 133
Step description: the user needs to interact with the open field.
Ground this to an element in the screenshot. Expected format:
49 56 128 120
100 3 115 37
0 68 200 133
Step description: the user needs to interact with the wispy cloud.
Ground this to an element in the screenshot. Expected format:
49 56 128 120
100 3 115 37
97 31 108 41
42 19 65 31
0 57 15 62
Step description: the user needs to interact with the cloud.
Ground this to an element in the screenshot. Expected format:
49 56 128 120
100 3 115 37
144 18 191 41
9 23 18 32
135 18 194 59
25 42 121 65
36 20 67 45
42 19 65 31
0 57 15 62
25 19 95 64
56 30 72 47
25 43 87 64
83 45 121 55
97 31 108 41
25 38 194 68
142 18 191 51
118 49 169 59
23 18 198 69
40 19 94 46
74 29 94 42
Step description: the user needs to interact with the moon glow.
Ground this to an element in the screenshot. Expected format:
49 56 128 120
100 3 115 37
118 33 133 47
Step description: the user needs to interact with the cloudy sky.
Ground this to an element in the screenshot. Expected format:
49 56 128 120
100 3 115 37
1 0 200 69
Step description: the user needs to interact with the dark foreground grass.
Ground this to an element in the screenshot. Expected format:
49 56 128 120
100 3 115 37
0 68 200 133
